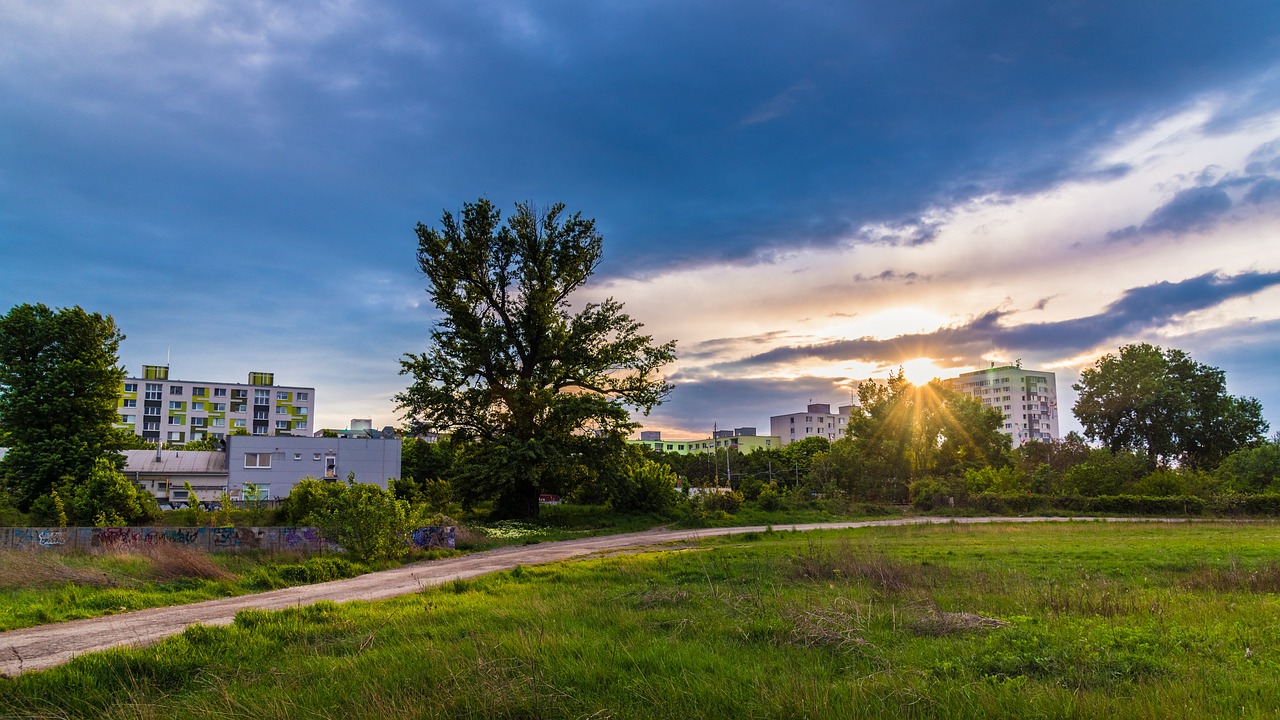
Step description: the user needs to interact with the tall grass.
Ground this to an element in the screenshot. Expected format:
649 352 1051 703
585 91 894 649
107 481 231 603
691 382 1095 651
4 522 1280 718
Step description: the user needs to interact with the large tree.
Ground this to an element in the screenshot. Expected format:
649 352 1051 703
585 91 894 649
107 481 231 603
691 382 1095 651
397 199 676 517
1073 344 1268 469
0 304 127 511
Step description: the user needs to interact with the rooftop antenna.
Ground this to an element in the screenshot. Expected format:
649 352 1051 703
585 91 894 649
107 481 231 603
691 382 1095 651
166 346 171 367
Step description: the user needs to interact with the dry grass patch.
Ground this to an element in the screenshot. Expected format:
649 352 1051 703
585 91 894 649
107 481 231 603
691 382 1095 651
0 551 116 590
1184 559 1280 593
130 543 236 582
789 539 943 593
1035 579 1152 618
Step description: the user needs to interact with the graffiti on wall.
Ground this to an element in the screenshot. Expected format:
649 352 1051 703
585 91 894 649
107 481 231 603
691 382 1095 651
2 524 455 553
411 526 456 550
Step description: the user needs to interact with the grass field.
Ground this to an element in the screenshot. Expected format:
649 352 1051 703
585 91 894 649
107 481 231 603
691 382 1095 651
4 520 1280 718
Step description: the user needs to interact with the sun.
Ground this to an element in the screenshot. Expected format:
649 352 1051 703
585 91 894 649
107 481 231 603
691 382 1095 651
896 357 948 385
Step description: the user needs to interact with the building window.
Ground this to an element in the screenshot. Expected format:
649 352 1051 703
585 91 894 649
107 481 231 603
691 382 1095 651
145 383 162 400
143 421 160 431
297 407 307 415
277 391 290 400
192 402 205 411
211 418 225 427
119 414 135 424
213 388 227 397
254 411 269 420
276 405 290 415
293 453 303 461
124 383 137 393
313 453 322 460
231 404 246 413
192 387 207 397
168 416 183 425
170 386 183 395
169 401 184 410
297 392 309 401
122 399 137 408
254 389 270 401
244 453 272 468
275 420 290 429
191 418 207 427
212 403 226 412
232 418 246 428
294 420 308 430
168 431 185 442
232 389 247 399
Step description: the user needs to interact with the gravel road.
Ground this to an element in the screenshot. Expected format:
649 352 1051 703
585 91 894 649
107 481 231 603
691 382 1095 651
0 516 1182 676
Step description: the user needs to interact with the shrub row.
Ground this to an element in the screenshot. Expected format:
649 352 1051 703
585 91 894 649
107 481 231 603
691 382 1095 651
964 492 1280 517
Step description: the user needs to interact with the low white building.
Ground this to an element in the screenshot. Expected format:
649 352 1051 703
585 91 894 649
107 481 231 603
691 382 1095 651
122 449 228 504
226 435 401 500
770 403 855 446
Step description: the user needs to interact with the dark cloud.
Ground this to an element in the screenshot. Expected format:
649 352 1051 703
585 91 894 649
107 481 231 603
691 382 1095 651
1141 185 1234 234
647 374 858 433
717 271 1280 371
852 270 930 283
6 1 1280 281
1105 156 1280 242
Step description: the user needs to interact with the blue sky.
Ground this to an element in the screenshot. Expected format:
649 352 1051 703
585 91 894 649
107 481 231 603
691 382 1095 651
2 1 1279 439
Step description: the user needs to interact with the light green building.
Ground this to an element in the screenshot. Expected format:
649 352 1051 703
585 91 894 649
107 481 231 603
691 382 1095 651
631 428 781 455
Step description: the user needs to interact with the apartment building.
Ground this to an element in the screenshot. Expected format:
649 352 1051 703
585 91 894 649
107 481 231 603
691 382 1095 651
945 365 1059 447
770 403 855 446
116 365 315 445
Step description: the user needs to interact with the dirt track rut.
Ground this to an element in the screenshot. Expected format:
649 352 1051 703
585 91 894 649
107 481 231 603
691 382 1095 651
0 516 1182 676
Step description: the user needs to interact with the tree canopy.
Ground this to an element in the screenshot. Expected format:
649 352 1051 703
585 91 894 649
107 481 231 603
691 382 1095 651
1073 344 1268 469
397 199 676 517
0 304 127 511
846 370 1010 499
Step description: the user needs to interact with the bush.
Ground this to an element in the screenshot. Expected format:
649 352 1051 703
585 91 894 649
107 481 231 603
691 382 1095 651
755 482 784 511
276 557 363 584
909 475 964 511
304 480 421 562
609 459 681 513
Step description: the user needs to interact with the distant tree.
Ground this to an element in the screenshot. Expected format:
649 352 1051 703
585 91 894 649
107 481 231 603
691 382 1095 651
177 436 224 452
1062 448 1148 496
1073 344 1268 469
0 304 127 511
1215 439 1280 493
397 199 676 517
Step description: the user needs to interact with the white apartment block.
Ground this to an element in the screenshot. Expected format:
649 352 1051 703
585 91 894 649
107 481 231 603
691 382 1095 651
946 365 1059 447
115 365 315 446
770 403 855 446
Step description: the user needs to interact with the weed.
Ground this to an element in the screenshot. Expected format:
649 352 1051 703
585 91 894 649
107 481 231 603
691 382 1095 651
1184 558 1280 593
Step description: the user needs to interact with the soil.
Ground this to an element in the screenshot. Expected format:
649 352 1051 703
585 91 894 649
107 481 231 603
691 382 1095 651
0 516 1178 676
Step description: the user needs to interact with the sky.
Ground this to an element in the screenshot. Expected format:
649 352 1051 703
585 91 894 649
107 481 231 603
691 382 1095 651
2 1 1279 441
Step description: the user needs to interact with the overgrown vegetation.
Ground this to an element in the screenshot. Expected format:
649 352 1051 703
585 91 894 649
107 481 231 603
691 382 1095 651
0 545 389 631
4 522 1280 718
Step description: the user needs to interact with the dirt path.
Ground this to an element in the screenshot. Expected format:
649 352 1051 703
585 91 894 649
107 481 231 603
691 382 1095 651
0 516 1184 676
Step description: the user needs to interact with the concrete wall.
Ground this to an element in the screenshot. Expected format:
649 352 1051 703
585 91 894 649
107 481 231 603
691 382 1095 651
0 525 455 552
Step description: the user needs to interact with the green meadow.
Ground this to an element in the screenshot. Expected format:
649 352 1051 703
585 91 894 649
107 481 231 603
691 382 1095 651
4 521 1280 719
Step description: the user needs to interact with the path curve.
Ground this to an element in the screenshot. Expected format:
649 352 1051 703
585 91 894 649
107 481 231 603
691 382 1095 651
0 516 1186 676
